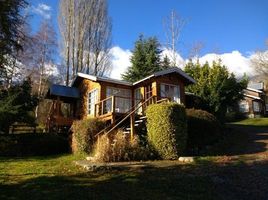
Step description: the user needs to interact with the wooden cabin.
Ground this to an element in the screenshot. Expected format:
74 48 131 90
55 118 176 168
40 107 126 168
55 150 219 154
46 67 195 133
239 82 267 118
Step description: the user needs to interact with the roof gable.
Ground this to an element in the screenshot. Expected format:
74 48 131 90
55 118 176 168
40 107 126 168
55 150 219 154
133 67 196 85
73 67 195 87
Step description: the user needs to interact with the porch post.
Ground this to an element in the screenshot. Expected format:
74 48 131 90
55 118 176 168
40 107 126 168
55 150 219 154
112 96 115 113
130 113 135 141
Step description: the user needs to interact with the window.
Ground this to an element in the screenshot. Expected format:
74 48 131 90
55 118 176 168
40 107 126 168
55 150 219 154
239 101 249 113
88 89 98 116
106 87 132 113
253 101 260 112
160 83 180 103
135 87 143 114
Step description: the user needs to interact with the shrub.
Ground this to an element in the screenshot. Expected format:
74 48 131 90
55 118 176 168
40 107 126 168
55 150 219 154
0 133 69 156
186 109 221 150
93 130 151 162
225 111 246 122
71 118 106 154
146 103 187 160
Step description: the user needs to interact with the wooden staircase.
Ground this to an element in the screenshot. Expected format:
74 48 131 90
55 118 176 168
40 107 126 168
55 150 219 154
95 95 169 141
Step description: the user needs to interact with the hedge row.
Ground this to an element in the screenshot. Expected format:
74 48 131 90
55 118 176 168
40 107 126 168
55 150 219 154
146 103 187 159
0 133 69 156
186 108 221 149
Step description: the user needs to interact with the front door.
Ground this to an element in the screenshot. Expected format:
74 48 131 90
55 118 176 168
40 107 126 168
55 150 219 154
144 84 153 106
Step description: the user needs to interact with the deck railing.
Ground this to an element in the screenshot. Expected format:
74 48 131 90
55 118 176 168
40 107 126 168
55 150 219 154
95 95 170 140
94 95 141 117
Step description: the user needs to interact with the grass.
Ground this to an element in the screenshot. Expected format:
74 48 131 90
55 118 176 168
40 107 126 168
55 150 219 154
0 154 216 200
231 117 268 126
1 118 268 199
1 153 268 200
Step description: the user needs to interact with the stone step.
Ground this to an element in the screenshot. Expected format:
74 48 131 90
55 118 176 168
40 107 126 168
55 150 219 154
123 131 130 134
135 120 143 123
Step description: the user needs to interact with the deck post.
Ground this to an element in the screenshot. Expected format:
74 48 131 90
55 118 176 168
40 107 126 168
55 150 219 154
130 113 135 141
101 101 104 115
112 96 115 113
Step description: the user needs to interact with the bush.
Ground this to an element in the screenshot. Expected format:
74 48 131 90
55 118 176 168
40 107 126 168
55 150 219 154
146 103 187 160
71 118 106 154
186 109 221 150
225 111 247 122
0 133 69 156
93 130 151 162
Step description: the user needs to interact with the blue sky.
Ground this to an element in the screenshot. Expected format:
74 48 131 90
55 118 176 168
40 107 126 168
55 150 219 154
109 0 268 56
28 0 268 78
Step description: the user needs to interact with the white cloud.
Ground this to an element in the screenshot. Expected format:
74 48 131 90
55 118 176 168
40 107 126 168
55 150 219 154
161 48 185 68
109 46 255 80
32 3 52 19
39 3 51 11
110 46 132 79
198 51 254 77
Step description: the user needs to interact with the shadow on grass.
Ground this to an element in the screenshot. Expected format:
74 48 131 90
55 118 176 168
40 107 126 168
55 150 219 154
201 124 268 157
0 154 72 162
1 159 268 200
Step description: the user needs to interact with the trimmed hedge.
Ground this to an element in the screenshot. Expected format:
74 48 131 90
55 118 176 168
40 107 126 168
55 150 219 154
0 133 69 156
146 103 187 159
71 118 106 154
186 109 221 149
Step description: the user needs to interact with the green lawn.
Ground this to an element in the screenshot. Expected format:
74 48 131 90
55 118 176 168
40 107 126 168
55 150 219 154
1 153 268 200
1 119 268 199
231 117 268 126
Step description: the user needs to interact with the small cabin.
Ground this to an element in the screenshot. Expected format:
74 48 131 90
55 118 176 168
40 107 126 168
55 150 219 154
46 67 195 132
239 82 267 118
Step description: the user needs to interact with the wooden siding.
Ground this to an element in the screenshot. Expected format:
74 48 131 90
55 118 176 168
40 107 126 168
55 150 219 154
154 74 185 104
77 79 101 119
76 72 189 120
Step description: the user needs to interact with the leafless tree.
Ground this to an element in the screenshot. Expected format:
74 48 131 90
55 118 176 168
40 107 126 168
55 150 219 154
251 40 268 78
163 10 187 67
58 0 73 86
33 20 57 117
58 0 112 80
188 41 204 60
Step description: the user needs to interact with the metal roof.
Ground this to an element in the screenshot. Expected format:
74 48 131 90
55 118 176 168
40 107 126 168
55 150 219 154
133 67 196 85
73 67 195 87
48 84 80 99
245 87 264 94
75 72 132 86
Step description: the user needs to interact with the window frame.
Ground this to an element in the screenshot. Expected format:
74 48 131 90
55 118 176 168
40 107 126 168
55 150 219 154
160 83 181 104
88 88 99 116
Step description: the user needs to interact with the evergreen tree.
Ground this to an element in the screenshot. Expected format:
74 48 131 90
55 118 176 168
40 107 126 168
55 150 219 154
161 55 171 69
122 35 167 82
0 0 28 83
184 59 248 121
0 78 38 133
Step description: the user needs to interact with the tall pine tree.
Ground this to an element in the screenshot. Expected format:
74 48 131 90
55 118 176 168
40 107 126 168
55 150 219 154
122 35 169 82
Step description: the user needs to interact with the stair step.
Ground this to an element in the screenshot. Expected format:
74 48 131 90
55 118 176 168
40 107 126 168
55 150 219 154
123 131 130 134
135 124 139 127
135 120 143 123
126 127 131 131
139 116 147 119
